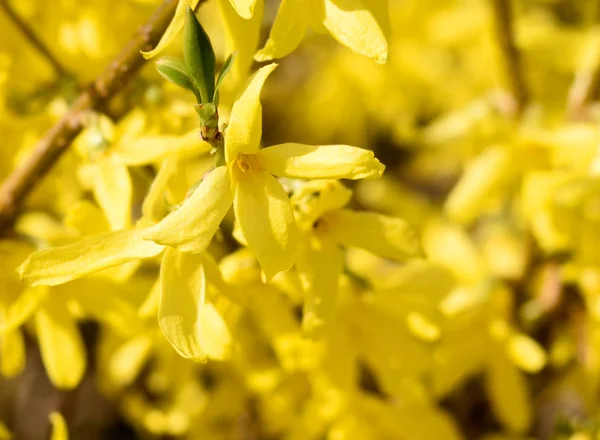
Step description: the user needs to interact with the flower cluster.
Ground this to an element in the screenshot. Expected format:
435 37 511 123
2 0 600 439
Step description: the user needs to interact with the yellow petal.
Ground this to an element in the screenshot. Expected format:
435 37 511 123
0 308 25 377
49 412 69 440
259 143 384 180
234 170 299 279
138 278 161 318
228 0 257 19
506 333 547 373
225 64 277 162
444 146 514 226
0 421 11 440
326 209 422 260
19 229 164 287
15 213 79 246
107 332 154 387
116 130 211 166
322 0 388 63
66 280 144 337
485 350 532 433
297 237 343 338
144 166 233 253
141 0 201 59
254 0 308 61
36 301 86 389
1 287 46 333
218 0 264 84
64 200 109 236
422 220 485 283
159 249 231 361
92 156 132 230
142 158 179 223
115 108 147 144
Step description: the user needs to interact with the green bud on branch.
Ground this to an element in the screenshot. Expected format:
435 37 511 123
184 6 216 105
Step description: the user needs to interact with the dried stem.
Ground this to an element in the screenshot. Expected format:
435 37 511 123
0 0 180 232
490 0 529 115
0 0 72 79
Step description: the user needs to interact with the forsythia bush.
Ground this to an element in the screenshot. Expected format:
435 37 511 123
2 0 600 438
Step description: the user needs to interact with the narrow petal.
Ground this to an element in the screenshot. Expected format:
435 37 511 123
445 146 514 226
0 307 25 377
228 0 258 19
66 280 145 337
92 156 132 230
485 350 532 433
64 201 109 236
141 0 202 59
49 412 69 440
142 158 179 223
143 166 233 253
159 249 232 361
297 237 343 338
108 332 154 387
254 0 308 61
234 170 299 279
1 287 46 333
218 0 264 83
260 143 384 180
138 278 161 318
322 0 388 63
326 209 422 260
115 108 147 145
19 229 164 287
225 64 277 162
116 130 211 166
36 300 86 389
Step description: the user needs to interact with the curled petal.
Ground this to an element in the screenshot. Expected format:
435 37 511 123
254 0 308 61
159 249 231 361
143 166 233 253
260 143 384 180
142 0 202 59
228 0 258 19
234 170 299 279
19 229 164 287
218 0 264 83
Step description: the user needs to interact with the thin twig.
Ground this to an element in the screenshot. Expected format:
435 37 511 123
0 0 71 78
490 0 529 115
0 0 180 232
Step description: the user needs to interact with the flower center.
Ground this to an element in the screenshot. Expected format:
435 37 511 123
235 154 261 173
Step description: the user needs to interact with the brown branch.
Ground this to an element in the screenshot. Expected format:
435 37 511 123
0 0 72 79
490 0 529 115
0 0 180 232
